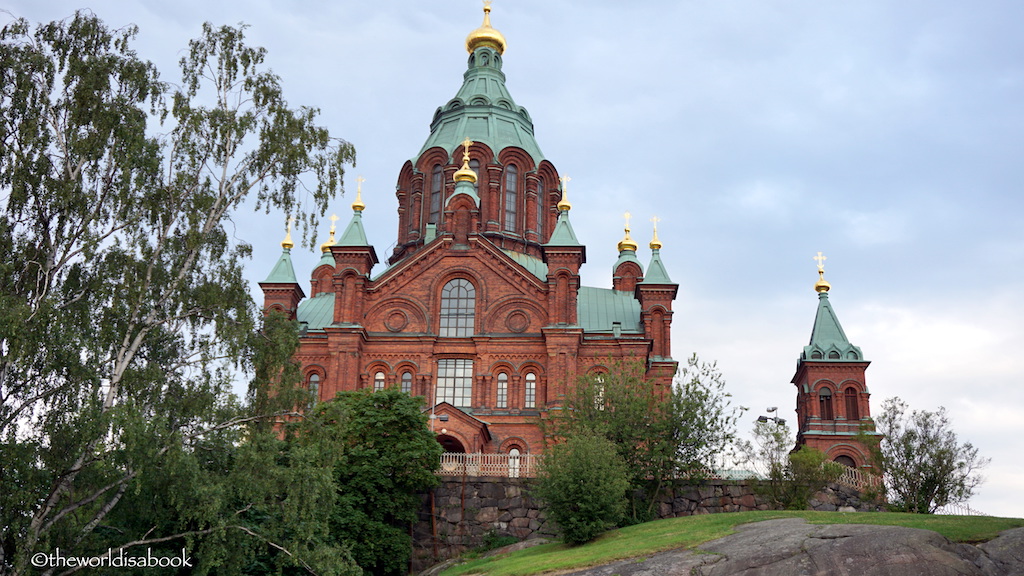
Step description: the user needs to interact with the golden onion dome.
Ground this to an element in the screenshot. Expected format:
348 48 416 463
351 177 365 213
557 175 572 211
281 217 295 250
466 2 506 54
618 232 638 253
649 227 662 251
815 270 832 293
320 214 339 253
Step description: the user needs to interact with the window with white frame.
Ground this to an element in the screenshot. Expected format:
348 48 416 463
373 371 385 392
439 278 475 337
496 372 508 409
524 372 536 409
436 359 473 407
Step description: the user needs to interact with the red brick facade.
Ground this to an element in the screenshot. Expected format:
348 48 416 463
260 9 678 456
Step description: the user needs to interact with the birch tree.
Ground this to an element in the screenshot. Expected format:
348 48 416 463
1 12 355 575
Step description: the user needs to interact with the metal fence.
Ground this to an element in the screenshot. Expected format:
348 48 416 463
834 466 883 492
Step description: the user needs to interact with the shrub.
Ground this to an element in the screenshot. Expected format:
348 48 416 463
533 434 630 545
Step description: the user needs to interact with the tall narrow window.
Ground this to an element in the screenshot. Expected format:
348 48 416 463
307 373 320 406
524 373 536 409
508 447 521 478
470 159 480 194
496 373 508 408
401 372 413 394
535 180 544 238
440 278 475 337
845 387 859 420
436 359 473 407
819 387 834 420
373 371 385 392
503 164 518 231
428 163 442 225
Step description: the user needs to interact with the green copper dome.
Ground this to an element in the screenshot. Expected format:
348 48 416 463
803 291 865 362
415 13 545 164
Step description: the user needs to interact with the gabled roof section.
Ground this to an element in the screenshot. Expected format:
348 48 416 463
296 292 334 331
577 286 643 333
802 292 865 362
501 249 548 280
264 248 299 284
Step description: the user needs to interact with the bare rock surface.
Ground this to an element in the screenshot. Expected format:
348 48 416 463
557 519 1024 576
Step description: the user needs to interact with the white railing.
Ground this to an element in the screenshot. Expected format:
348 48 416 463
834 467 883 492
438 452 541 478
934 502 989 516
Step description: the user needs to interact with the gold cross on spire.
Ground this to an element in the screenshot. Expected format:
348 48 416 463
461 137 473 163
623 211 632 231
814 251 827 272
557 175 572 211
650 216 662 250
329 213 339 234
352 176 366 212
281 216 296 249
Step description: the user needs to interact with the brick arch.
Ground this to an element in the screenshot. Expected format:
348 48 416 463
499 437 530 453
496 147 537 173
364 361 393 390
364 296 428 334
483 297 547 333
826 442 868 468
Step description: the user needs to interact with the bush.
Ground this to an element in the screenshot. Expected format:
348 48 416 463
533 434 630 545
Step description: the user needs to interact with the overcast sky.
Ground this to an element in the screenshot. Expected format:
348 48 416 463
8 1 1023 518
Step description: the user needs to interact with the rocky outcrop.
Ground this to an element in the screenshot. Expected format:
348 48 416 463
557 519 1024 576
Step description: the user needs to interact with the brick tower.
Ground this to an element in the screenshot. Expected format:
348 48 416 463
791 253 878 468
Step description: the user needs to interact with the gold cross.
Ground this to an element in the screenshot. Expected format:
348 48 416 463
651 216 661 231
356 175 365 194
461 137 473 163
814 251 827 271
623 211 632 231
329 213 339 234
286 216 296 233
560 175 571 191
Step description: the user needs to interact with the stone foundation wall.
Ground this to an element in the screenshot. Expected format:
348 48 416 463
411 475 878 572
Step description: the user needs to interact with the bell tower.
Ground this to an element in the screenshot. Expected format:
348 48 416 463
791 253 877 468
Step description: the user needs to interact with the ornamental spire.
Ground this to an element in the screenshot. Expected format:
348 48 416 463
453 137 477 183
281 216 295 250
557 175 572 212
649 216 662 250
352 176 366 212
320 214 339 253
814 251 831 293
617 211 639 252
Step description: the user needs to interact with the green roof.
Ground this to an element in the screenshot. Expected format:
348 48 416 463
501 250 548 280
337 211 370 246
641 248 673 284
577 286 642 333
613 249 643 275
415 44 545 164
263 248 299 284
296 292 334 330
545 210 581 246
803 291 865 362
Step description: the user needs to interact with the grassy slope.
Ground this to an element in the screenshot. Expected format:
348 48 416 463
441 510 1024 576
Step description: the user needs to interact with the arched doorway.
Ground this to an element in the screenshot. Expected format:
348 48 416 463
437 434 465 453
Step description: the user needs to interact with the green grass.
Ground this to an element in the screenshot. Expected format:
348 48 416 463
439 510 1024 576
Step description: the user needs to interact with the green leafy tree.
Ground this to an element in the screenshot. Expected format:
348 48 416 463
543 355 742 523
0 12 354 575
293 388 442 576
738 421 845 509
867 397 989 514
533 433 630 545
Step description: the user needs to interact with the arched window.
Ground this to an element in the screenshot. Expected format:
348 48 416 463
401 372 413 394
845 387 859 420
427 163 442 225
594 374 606 410
834 455 856 468
496 372 508 408
470 159 480 194
307 373 320 406
828 350 841 359
440 278 475 337
508 447 521 478
524 373 536 409
373 371 385 392
819 387 834 420
503 164 518 231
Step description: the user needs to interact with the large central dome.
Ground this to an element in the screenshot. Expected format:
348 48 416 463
414 4 544 165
